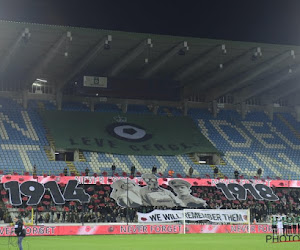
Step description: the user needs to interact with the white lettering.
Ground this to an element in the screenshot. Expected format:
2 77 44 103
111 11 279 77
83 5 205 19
211 120 252 148
0 111 39 141
242 121 285 149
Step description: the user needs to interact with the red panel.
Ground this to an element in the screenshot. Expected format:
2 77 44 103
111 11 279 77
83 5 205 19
0 175 294 188
0 224 272 237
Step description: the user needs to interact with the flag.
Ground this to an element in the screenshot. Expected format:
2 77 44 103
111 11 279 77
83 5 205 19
41 111 220 156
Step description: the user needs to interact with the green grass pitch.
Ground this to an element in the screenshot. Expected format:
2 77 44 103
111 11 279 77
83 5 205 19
0 234 299 250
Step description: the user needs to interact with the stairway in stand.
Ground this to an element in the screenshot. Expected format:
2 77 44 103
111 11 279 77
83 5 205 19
78 151 86 162
44 146 55 161
219 158 226 165
188 154 199 165
66 161 79 176
37 102 56 161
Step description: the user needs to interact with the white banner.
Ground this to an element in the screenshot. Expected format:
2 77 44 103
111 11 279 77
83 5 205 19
137 209 249 223
83 76 107 88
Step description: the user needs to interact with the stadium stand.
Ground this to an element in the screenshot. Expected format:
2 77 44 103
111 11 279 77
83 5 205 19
1 97 300 180
1 21 300 242
1 180 299 224
189 108 300 179
127 104 152 114
0 98 67 175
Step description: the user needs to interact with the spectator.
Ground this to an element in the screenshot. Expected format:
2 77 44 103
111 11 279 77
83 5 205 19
106 213 112 222
56 212 61 222
62 211 66 222
38 214 44 223
33 165 37 176
64 167 68 176
116 214 122 222
152 166 157 174
214 167 219 178
50 210 54 223
130 166 136 176
70 212 75 223
168 169 174 177
4 213 12 223
257 168 262 178
188 167 194 177
111 164 116 176
45 212 50 223
234 170 239 180
0 208 3 221
85 167 90 176
3 175 298 225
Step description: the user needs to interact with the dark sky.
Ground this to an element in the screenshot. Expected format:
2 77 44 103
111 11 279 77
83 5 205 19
1 0 300 45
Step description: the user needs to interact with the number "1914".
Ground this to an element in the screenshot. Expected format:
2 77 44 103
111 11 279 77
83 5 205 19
4 180 90 206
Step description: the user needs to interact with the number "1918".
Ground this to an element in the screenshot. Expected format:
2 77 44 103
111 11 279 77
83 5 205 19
216 183 278 201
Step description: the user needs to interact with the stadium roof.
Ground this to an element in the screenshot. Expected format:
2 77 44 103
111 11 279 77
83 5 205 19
1 20 300 104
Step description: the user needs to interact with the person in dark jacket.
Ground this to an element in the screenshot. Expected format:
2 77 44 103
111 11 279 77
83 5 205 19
214 167 219 178
130 165 136 176
85 167 90 176
257 168 262 178
63 167 68 176
14 216 25 250
111 164 116 176
234 170 239 180
188 167 194 177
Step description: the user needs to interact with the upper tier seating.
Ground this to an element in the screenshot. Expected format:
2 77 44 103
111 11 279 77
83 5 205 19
0 98 67 175
0 97 300 179
188 108 300 179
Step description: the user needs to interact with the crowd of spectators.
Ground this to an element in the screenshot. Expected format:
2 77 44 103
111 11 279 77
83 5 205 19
0 181 300 224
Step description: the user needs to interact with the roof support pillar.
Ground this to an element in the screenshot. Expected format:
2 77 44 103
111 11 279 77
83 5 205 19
22 90 28 109
266 103 274 121
56 90 63 111
122 103 127 113
240 101 246 120
295 106 300 122
89 98 95 112
183 99 188 116
212 100 218 118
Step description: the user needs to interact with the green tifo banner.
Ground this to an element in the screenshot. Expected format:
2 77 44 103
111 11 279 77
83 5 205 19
41 111 220 156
